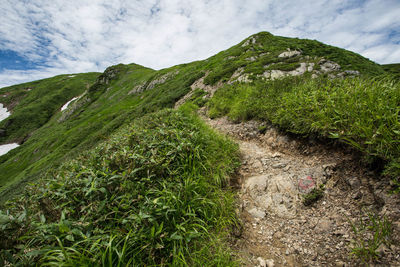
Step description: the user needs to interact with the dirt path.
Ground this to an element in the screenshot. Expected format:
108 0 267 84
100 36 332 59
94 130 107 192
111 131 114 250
202 115 400 267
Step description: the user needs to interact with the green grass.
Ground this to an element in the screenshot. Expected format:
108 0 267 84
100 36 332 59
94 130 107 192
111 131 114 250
265 62 301 71
0 62 206 199
0 31 389 198
349 211 392 263
0 107 240 266
303 186 324 206
208 76 400 178
0 30 397 266
0 72 99 143
382 63 400 79
202 31 384 86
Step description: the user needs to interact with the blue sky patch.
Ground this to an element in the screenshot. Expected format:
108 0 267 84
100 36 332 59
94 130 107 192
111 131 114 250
0 50 35 71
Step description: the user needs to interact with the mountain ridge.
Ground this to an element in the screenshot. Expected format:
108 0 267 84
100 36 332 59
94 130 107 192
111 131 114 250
0 31 392 199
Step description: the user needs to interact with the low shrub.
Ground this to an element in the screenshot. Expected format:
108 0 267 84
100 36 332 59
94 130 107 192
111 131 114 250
0 108 240 266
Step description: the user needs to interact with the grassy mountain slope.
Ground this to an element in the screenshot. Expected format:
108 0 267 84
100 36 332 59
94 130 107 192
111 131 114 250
0 31 390 200
202 32 384 85
0 62 207 200
382 63 400 79
0 107 239 266
0 31 397 265
0 72 99 143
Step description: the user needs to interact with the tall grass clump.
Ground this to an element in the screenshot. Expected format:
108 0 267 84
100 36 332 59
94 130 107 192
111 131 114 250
0 108 240 266
209 76 400 178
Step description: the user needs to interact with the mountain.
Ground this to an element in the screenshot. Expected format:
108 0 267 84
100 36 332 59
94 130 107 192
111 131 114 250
0 32 388 199
382 63 400 79
0 32 399 265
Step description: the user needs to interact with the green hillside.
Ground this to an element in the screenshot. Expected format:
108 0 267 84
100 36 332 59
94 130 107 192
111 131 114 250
1 32 387 199
0 72 100 143
382 63 400 79
0 31 398 265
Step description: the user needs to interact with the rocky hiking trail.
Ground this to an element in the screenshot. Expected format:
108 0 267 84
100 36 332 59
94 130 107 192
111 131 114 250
201 115 400 266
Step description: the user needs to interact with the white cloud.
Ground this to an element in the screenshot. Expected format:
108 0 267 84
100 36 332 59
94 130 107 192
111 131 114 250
0 0 399 88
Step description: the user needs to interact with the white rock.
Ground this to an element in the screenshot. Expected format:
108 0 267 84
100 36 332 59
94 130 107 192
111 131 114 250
244 174 299 217
237 74 252 83
257 257 266 267
319 60 341 72
248 207 266 219
278 49 301 58
266 259 275 267
270 70 286 80
287 63 307 76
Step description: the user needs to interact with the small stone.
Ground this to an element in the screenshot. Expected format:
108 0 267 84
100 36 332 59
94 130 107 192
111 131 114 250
272 163 287 169
352 191 362 200
316 219 332 233
346 176 361 190
333 230 345 236
257 257 266 267
335 260 345 267
253 160 263 169
283 165 291 172
248 207 266 219
266 259 274 267
376 243 388 257
274 231 283 239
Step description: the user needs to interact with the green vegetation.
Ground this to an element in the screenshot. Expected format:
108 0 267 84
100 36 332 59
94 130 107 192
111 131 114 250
349 211 392 263
0 31 398 265
248 32 384 75
265 62 301 71
0 62 205 200
303 186 324 206
204 61 239 85
382 63 400 79
202 32 384 86
209 76 400 178
0 108 240 266
0 73 99 143
188 89 208 107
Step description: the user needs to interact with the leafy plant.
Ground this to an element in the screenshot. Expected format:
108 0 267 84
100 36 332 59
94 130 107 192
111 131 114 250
0 108 240 266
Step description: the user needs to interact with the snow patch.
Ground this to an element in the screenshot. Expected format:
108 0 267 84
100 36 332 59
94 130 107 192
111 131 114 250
0 103 11 122
0 143 19 156
61 97 78 111
68 75 76 78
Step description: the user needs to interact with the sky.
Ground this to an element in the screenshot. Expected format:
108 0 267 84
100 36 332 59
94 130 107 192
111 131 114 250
0 0 399 88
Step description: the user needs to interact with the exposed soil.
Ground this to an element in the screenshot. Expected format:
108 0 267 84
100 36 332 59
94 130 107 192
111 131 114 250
201 113 400 266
